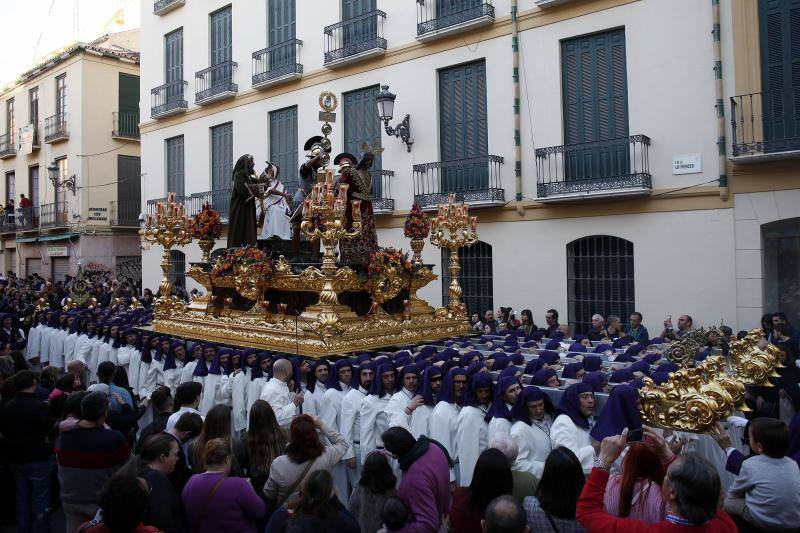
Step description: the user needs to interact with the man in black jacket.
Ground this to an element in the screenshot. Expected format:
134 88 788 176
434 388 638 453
0 370 57 533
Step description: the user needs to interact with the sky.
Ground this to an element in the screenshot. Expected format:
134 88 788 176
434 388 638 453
0 0 141 88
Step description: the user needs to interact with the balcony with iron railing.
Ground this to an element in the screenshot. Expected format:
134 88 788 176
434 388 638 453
252 39 303 89
40 202 70 228
112 111 140 140
730 90 800 162
372 170 395 214
151 80 188 118
535 135 652 202
416 0 495 42
0 207 38 234
153 0 185 15
324 10 387 68
195 61 238 105
413 155 505 210
146 190 232 222
110 199 141 227
44 113 68 143
0 133 14 159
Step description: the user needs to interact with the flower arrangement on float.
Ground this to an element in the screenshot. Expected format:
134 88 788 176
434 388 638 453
368 247 414 277
212 246 272 278
190 203 223 263
404 202 430 240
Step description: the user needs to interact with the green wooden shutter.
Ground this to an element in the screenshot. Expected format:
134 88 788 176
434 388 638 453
211 7 232 65
117 155 141 225
437 0 483 18
561 29 628 180
343 86 383 196
268 0 296 71
438 60 488 192
269 106 299 191
759 0 800 150
118 74 139 137
165 29 183 105
166 136 185 197
342 0 377 48
211 123 233 191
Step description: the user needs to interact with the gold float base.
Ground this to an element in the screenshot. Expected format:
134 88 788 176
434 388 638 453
150 307 470 357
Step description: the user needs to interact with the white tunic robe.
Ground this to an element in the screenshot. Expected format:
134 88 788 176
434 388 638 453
125 348 143 397
196 373 230 415
359 394 390 464
386 388 415 431
49 329 67 368
38 326 53 364
551 414 595 475
64 332 78 364
340 387 368 464
510 417 553 479
247 376 269 424
116 345 135 379
231 369 251 433
456 405 490 486
163 360 186 397
27 324 44 361
257 180 292 240
179 361 197 385
259 378 296 428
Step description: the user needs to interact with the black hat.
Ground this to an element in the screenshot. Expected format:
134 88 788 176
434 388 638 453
334 152 357 167
303 136 324 151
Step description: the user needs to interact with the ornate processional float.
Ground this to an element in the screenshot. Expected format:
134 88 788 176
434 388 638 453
140 188 475 357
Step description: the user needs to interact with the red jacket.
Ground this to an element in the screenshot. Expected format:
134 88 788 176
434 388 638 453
576 467 737 532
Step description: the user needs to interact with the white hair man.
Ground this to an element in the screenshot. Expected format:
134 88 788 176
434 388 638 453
588 314 606 342
490 435 539 502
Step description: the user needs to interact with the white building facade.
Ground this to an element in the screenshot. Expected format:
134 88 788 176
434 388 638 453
139 0 800 334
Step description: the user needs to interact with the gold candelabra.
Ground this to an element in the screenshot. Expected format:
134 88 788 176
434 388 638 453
430 194 478 315
299 169 362 325
140 192 192 304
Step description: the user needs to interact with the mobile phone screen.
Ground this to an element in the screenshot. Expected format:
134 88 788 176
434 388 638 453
626 428 644 443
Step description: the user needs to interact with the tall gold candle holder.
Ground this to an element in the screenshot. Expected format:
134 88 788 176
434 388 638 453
299 169 363 326
430 194 478 316
140 192 192 312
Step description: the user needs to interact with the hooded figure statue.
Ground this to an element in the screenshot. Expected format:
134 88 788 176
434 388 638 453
227 154 262 248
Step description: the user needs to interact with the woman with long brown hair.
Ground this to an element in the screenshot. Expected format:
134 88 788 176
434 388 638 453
189 404 243 475
602 443 667 522
234 400 287 501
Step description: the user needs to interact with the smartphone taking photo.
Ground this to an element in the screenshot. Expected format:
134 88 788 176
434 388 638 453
626 428 644 444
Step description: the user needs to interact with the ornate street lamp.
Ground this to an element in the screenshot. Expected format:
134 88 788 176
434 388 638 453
48 160 76 194
376 85 413 152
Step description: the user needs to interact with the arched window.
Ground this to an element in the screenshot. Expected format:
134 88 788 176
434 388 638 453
441 241 493 318
567 235 635 335
169 250 186 293
763 218 800 321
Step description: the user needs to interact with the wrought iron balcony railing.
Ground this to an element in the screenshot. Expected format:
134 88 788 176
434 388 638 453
0 207 38 233
0 133 14 158
252 39 303 88
186 190 231 221
416 1 495 41
535 135 651 201
413 155 505 210
373 170 395 214
153 0 185 16
44 113 68 142
40 202 69 228
151 80 188 118
324 10 387 67
730 90 800 159
110 199 141 226
112 111 140 139
195 61 238 104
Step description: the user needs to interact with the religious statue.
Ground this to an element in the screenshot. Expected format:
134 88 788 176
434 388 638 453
335 152 378 264
227 154 267 248
256 161 292 240
291 136 330 260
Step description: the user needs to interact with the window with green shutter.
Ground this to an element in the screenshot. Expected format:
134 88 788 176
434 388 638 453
118 73 139 137
759 0 800 151
268 0 296 71
343 85 383 196
165 136 185 198
269 106 298 191
117 155 141 225
438 60 488 192
342 0 377 48
561 29 629 181
211 122 233 218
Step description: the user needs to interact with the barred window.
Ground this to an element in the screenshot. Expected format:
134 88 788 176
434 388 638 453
441 240 493 318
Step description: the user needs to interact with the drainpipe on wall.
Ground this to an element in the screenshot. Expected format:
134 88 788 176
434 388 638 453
713 0 729 201
512 0 525 215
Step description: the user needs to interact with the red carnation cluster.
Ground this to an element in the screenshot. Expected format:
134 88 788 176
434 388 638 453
190 203 222 240
211 245 272 278
404 202 430 240
367 247 413 277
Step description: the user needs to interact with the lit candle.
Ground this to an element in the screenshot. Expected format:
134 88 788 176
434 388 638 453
352 200 361 219
156 212 162 224
157 202 164 216
279 303 287 314
326 169 334 184
304 198 311 215
146 214 153 226
167 192 175 204
339 184 347 197
312 185 319 202
322 184 329 197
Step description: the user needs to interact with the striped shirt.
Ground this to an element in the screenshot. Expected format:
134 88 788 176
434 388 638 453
603 474 667 524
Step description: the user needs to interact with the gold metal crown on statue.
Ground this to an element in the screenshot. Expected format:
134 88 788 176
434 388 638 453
639 356 747 433
729 328 784 387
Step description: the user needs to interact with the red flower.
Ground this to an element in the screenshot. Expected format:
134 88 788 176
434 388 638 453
404 202 430 239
